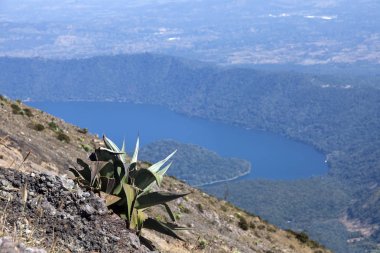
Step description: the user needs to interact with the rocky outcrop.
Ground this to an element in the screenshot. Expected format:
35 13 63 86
0 166 152 253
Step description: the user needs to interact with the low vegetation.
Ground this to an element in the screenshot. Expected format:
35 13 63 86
57 132 70 143
10 102 33 117
69 136 189 247
29 123 45 131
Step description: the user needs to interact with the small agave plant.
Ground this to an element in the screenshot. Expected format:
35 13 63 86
69 135 189 242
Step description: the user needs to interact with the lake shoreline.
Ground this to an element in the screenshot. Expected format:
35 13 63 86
193 164 252 187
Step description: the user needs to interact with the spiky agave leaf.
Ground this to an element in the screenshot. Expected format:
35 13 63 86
147 150 177 174
104 135 129 166
140 158 174 195
119 139 128 165
155 162 172 186
98 161 115 178
135 192 189 209
122 183 138 222
103 135 120 152
131 137 139 165
162 203 176 222
70 158 92 186
131 168 158 192
92 147 124 163
99 177 116 194
130 209 148 231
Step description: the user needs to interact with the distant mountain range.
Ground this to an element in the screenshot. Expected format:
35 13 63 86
0 0 379 65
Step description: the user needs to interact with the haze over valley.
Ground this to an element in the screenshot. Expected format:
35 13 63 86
1 0 380 65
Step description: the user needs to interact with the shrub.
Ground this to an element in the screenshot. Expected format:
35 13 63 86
69 135 188 243
257 224 266 230
287 230 322 249
81 144 92 152
197 239 208 250
77 128 88 134
23 108 33 117
11 104 22 114
238 216 249 231
294 231 309 243
196 203 204 213
48 121 60 132
57 133 70 143
33 123 45 131
179 204 191 214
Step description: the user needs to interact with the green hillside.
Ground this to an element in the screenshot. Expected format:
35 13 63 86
140 139 251 186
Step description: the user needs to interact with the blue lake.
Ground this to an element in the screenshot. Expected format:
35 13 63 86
28 102 328 180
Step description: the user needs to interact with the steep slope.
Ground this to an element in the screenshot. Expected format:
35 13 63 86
0 97 331 252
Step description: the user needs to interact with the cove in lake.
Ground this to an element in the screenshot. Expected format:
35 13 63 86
28 102 328 180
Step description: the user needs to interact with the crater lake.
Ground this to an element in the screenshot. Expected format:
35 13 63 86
28 102 328 181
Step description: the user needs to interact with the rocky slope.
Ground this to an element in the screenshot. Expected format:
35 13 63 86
0 97 331 253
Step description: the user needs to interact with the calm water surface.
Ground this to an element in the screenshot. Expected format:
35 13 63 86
28 102 328 180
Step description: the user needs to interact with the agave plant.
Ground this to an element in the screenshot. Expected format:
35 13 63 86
69 135 189 240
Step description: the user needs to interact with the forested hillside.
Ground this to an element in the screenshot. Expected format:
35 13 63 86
0 54 379 252
140 140 251 186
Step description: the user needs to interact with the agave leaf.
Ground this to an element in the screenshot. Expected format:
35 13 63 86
132 169 158 191
68 167 81 179
130 208 138 230
130 209 148 231
120 139 128 164
131 137 139 164
99 177 116 194
113 179 123 196
99 147 125 155
90 161 109 185
76 158 92 182
156 162 172 186
123 183 137 222
121 139 125 152
127 162 137 178
137 210 147 231
143 218 184 241
98 161 115 178
103 136 128 165
103 135 120 152
135 192 189 209
104 194 121 207
147 150 177 173
162 203 176 222
94 148 114 161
